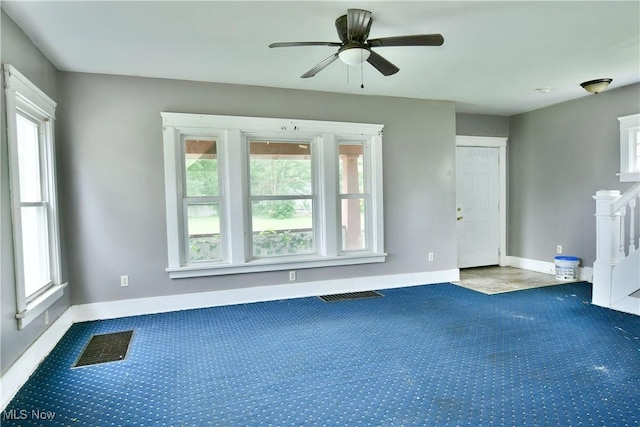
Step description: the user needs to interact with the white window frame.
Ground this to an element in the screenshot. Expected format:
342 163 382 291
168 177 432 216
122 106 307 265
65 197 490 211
618 113 640 182
162 113 385 279
3 65 67 329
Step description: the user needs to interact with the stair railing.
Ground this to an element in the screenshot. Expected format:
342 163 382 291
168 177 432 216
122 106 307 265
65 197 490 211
592 183 640 308
611 182 639 257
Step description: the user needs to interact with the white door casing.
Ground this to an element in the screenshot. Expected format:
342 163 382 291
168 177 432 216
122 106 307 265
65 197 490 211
456 136 507 268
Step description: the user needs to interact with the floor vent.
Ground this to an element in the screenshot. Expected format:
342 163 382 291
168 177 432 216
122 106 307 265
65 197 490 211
73 330 134 368
318 290 383 303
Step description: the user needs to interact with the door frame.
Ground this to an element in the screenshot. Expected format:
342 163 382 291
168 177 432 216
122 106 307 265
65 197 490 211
456 135 508 267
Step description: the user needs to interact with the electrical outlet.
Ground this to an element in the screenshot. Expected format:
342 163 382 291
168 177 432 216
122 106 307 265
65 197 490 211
428 252 434 262
121 275 129 287
556 245 563 254
289 271 296 281
44 310 49 325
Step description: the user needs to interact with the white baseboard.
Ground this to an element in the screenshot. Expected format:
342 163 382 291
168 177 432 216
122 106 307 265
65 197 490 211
506 256 593 282
506 256 556 275
73 269 459 322
1 268 458 410
0 308 75 410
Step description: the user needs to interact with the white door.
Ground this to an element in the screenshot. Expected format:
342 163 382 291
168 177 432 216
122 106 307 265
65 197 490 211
456 146 500 268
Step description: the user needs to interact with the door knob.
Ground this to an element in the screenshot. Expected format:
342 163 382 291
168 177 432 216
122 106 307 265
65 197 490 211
457 216 463 221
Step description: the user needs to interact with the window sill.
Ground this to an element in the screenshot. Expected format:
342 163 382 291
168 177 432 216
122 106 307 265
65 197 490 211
166 253 387 279
16 283 68 330
619 171 640 182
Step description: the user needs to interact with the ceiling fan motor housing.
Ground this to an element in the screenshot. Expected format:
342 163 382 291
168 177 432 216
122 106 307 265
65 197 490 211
335 11 373 44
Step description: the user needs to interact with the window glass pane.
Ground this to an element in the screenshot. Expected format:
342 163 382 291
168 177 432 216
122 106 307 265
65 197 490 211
250 141 311 196
187 204 221 261
339 143 364 194
252 200 313 257
21 206 51 298
16 114 42 202
341 198 366 251
635 129 640 170
185 139 218 197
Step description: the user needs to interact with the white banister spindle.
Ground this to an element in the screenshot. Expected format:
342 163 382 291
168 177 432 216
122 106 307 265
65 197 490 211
629 198 636 253
618 205 627 259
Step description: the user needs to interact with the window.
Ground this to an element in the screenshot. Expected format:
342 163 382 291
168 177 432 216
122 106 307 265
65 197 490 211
635 129 640 171
618 113 640 182
162 113 385 278
249 140 314 258
184 137 222 263
339 142 367 251
3 65 66 329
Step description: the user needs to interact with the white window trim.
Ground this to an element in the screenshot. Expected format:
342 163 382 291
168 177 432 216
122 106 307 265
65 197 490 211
3 64 67 329
618 113 640 182
162 113 385 279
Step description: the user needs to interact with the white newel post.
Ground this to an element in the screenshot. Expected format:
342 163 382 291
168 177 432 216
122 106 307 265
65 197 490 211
592 190 621 308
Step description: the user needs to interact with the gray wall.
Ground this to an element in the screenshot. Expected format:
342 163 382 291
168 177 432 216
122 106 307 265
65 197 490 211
508 83 640 266
456 113 509 137
56 72 457 305
1 10 70 374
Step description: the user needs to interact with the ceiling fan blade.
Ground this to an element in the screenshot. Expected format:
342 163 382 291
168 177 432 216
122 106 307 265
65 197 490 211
301 53 339 78
367 34 444 48
347 9 372 42
366 50 399 76
269 42 342 48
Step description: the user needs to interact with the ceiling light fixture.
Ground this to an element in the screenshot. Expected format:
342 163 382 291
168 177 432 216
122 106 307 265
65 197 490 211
580 78 612 94
338 46 370 65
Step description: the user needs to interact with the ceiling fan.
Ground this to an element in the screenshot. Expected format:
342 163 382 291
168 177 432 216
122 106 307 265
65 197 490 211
269 8 444 79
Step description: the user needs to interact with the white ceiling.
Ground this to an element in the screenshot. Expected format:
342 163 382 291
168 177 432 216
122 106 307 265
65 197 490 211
3 1 639 116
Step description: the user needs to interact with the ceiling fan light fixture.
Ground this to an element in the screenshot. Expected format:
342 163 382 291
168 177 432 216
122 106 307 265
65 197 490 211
580 78 612 94
338 47 370 65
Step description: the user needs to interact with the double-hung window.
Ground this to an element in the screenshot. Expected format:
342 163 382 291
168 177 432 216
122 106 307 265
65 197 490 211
618 113 640 182
162 113 385 278
339 141 367 252
184 136 223 263
249 139 315 258
3 65 66 328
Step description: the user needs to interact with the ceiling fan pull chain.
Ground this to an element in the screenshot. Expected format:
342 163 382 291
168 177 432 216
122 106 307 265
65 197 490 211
361 60 365 89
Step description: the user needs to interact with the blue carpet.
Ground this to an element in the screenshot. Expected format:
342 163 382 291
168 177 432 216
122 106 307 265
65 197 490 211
3 282 639 426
